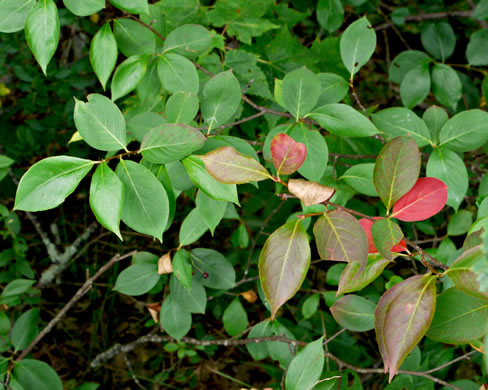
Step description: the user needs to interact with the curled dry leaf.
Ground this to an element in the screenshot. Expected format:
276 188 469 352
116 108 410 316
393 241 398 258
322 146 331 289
270 133 307 175
359 218 407 254
158 252 173 275
201 146 272 184
146 303 161 323
375 274 437 382
288 178 336 206
241 289 258 303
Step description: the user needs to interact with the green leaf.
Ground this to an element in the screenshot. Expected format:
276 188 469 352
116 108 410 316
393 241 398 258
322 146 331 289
195 190 226 235
439 109 488 152
282 67 321 120
24 0 60 75
170 274 206 314
290 125 328 182
190 248 235 289
63 0 104 16
157 53 199 94
316 73 349 105
11 309 39 351
1 279 35 298
338 254 391 295
373 136 421 210
14 156 94 212
160 295 192 340
0 155 14 169
474 0 488 20
115 160 169 241
182 156 239 204
13 359 62 390
331 295 376 332
113 263 160 296
340 17 376 80
109 0 149 15
90 22 118 90
285 337 324 390
302 293 320 319
113 18 155 57
200 146 272 184
141 124 205 164
178 208 208 246
172 249 192 293
201 70 241 132
316 0 344 33
126 112 165 143
307 104 379 137
466 29 488 66
165 92 199 124
375 274 437 381
0 0 35 33
421 22 455 61
259 220 311 319
431 64 462 110
447 210 473 236
340 163 377 196
371 219 403 260
89 163 123 240
427 288 488 345
163 24 212 58
246 320 272 360
400 62 431 109
426 147 468 211
389 50 431 84
111 55 148 101
422 105 448 145
313 210 368 269
200 135 260 162
372 107 433 147
223 298 249 336
74 94 127 151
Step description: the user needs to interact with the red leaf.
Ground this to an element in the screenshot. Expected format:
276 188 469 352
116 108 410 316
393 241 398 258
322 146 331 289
391 177 447 222
359 218 407 254
270 133 307 175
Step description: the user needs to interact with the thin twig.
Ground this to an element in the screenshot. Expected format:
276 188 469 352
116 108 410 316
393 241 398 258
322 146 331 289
375 10 473 31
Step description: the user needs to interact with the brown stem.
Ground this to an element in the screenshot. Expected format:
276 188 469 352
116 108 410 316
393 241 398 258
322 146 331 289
375 10 473 31
103 150 140 162
125 15 165 42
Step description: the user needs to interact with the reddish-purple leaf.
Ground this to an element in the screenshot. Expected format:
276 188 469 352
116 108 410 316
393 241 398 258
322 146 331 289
391 177 448 222
359 218 407 254
259 220 311 319
313 210 368 271
375 274 437 382
287 178 335 206
270 133 307 176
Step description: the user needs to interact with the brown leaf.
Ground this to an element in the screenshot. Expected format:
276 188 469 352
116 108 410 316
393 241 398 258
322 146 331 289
288 178 336 206
241 289 258 303
158 252 173 275
146 303 161 323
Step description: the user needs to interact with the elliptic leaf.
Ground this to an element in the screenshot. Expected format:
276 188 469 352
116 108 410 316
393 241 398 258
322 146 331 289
74 94 127 152
201 70 242 132
331 295 376 332
391 177 448 222
115 160 169 241
373 136 421 210
307 104 379 137
109 0 149 14
389 50 431 84
14 156 94 212
157 53 199 94
200 146 272 184
302 293 321 319
24 0 60 75
290 125 328 182
246 321 272 360
0 0 35 33
113 18 155 57
111 54 148 101
195 191 227 235
63 0 104 16
160 295 192 340
285 337 324 390
172 249 192 293
371 219 404 261
165 92 199 124
313 210 368 270
89 162 123 240
282 66 321 119
438 109 488 152
400 63 431 109
170 274 206 314
358 218 407 254
11 308 39 351
178 208 208 246
163 24 212 58
372 107 433 147
427 288 488 345
431 63 462 110
317 0 344 33
113 263 160 296
259 220 311 319
270 133 307 176
340 163 377 197
316 73 349 105
375 274 437 382
466 29 488 66
190 248 235 289
340 17 376 80
13 359 62 390
288 179 335 207
422 105 448 145
141 124 205 164
223 298 249 336
421 22 455 61
90 22 118 90
127 112 165 142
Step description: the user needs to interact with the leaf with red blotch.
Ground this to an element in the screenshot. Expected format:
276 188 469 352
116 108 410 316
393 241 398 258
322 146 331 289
391 177 448 222
359 218 407 254
375 274 437 382
270 133 307 176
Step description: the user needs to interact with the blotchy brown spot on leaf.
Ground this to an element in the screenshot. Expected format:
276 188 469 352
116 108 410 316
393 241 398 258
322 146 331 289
288 178 335 207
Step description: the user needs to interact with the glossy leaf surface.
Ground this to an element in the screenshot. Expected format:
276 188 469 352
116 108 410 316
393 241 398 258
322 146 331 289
439 109 488 152
341 163 377 197
157 53 199 94
113 263 160 296
288 179 335 207
270 133 307 176
338 254 391 295
63 0 104 16
0 0 35 33
178 208 208 246
259 220 311 319
285 337 324 390
282 66 320 119
191 248 235 290
163 24 212 58
111 55 148 101
371 219 404 261
359 218 407 254
90 22 118 90
290 125 328 182
331 295 376 332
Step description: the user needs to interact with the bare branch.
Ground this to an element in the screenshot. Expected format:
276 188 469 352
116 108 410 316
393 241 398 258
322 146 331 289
375 10 473 31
